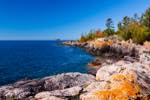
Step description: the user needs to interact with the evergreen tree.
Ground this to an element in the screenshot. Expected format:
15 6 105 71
141 8 150 30
103 18 115 36
122 16 131 27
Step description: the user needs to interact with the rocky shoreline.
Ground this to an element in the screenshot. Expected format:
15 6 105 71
0 37 150 100
63 37 150 99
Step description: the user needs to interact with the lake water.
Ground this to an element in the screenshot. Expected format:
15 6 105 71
0 41 93 86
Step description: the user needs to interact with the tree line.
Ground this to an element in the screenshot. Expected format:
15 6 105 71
79 7 150 44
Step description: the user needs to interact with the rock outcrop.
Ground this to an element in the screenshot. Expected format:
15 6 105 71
0 73 95 99
63 37 139 58
81 52 150 99
63 37 150 100
79 38 150 100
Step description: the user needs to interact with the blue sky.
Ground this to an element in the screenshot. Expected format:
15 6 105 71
0 0 150 40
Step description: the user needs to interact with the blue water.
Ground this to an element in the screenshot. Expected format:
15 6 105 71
0 41 93 86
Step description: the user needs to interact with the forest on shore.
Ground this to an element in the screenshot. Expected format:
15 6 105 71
79 7 150 44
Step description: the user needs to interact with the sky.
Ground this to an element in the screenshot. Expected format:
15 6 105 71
0 0 150 40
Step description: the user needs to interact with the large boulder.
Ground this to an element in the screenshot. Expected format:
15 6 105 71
82 59 150 100
96 60 150 94
43 72 95 91
0 79 45 99
81 73 142 100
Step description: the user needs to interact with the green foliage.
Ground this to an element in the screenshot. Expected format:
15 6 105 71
115 11 150 44
133 13 140 22
79 34 87 42
117 16 132 40
122 16 131 26
117 29 132 41
130 23 150 44
106 18 114 29
103 28 115 36
79 7 150 44
103 18 115 36
117 16 150 44
141 8 150 30
79 30 105 42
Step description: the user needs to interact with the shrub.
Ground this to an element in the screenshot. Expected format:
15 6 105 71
117 29 132 40
117 16 132 40
95 30 105 38
79 30 105 42
130 23 150 44
141 8 150 31
118 21 150 44
103 28 115 36
79 35 88 42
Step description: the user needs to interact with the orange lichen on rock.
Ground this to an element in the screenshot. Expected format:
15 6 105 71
88 63 100 68
94 40 113 48
82 74 144 100
94 74 140 100
144 41 150 47
111 74 135 82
